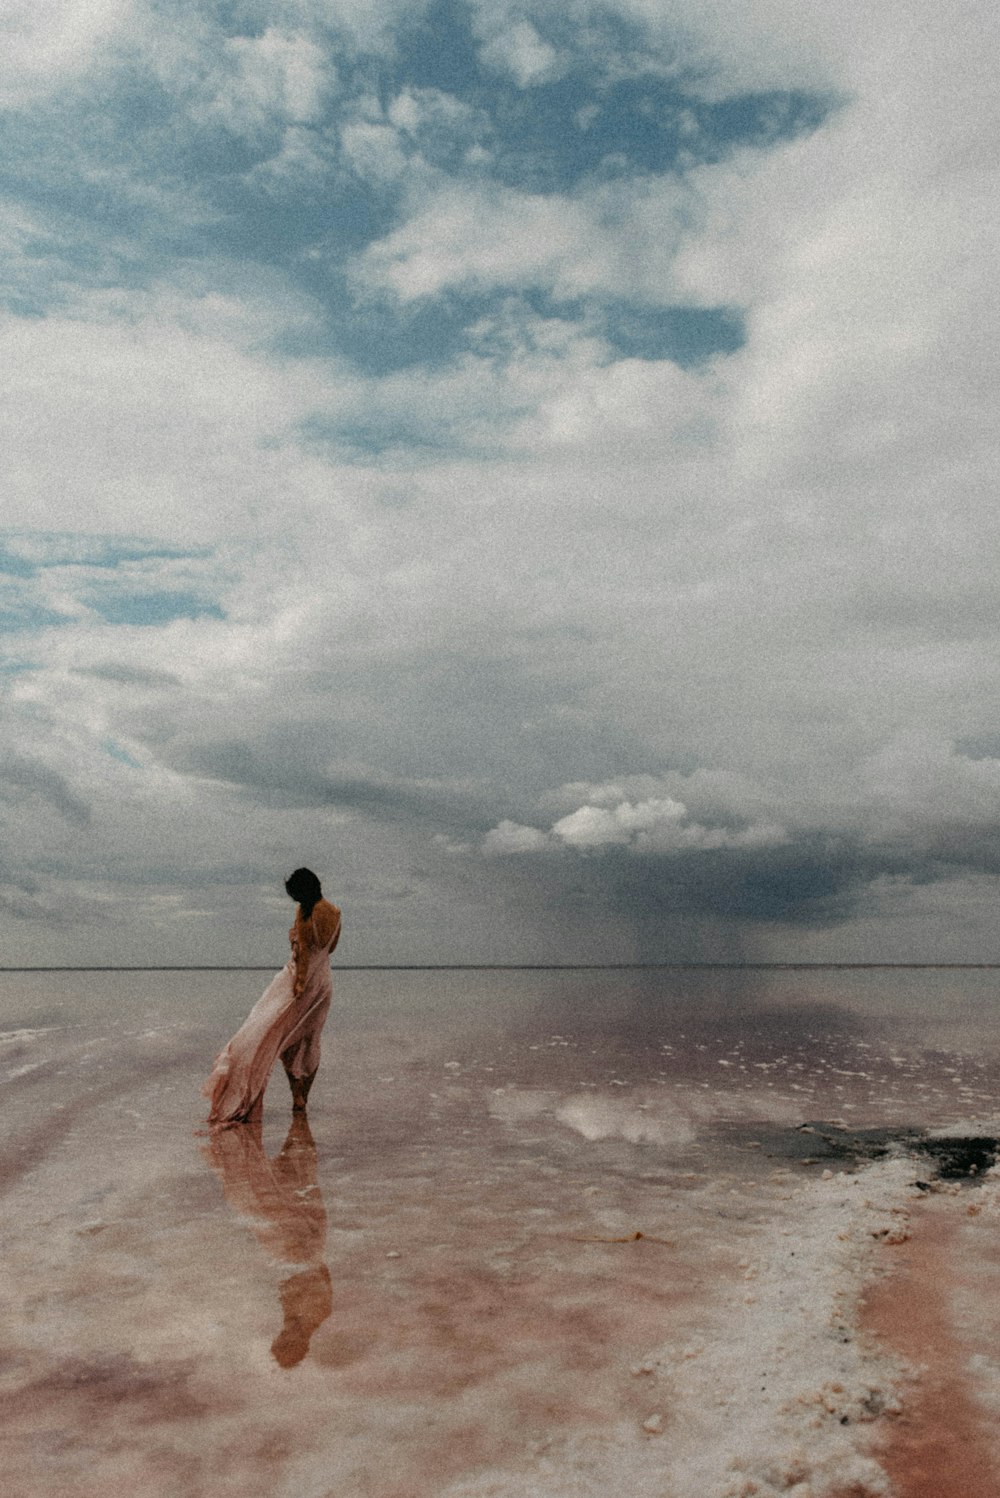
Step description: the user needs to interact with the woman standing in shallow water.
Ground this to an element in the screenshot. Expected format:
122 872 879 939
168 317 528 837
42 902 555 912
203 868 341 1127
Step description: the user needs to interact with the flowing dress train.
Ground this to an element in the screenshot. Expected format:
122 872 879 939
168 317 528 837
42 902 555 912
203 899 341 1126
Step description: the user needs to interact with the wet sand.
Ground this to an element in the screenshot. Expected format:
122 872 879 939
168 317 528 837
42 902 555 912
2 967 1000 1497
863 1194 1000 1498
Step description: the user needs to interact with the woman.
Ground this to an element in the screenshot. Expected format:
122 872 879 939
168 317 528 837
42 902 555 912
203 868 341 1127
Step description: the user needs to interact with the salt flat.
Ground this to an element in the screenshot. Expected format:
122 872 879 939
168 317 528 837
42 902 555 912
2 968 1000 1498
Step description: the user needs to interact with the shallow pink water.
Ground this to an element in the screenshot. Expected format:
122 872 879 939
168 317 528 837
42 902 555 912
3 968 1000 1497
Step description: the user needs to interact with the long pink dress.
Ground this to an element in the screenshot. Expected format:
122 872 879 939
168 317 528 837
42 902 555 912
203 900 341 1127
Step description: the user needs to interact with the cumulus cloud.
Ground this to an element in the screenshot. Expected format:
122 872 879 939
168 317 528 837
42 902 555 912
387 86 480 139
194 28 331 135
483 796 787 856
340 119 409 182
557 798 787 853
482 820 551 856
353 176 693 306
355 182 596 302
478 21 560 87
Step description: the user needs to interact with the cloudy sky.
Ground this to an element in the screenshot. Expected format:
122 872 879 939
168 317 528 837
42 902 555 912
2 0 999 966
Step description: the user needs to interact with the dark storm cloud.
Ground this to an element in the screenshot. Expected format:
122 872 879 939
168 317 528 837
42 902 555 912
173 736 492 826
490 810 1000 956
173 694 998 938
916 822 1000 878
588 837 889 928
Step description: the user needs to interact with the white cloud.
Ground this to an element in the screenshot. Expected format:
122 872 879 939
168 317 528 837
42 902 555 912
482 798 788 857
250 125 332 189
340 120 408 182
606 0 845 97
0 290 338 542
855 735 1000 838
277 0 416 54
513 352 707 452
553 796 686 847
479 21 560 87
354 176 692 305
387 87 478 138
482 819 551 855
0 0 135 105
669 5 1000 517
355 183 592 302
193 27 331 135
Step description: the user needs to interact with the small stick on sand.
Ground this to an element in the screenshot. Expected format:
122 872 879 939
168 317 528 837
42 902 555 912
564 1230 675 1245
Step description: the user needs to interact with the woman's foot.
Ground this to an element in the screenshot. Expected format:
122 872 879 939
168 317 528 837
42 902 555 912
289 1074 315 1111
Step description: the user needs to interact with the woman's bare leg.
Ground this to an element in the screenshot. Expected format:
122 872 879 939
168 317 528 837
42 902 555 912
288 1069 317 1111
281 1043 318 1111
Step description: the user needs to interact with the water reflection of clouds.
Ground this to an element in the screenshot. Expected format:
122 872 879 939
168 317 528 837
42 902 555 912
203 1116 332 1369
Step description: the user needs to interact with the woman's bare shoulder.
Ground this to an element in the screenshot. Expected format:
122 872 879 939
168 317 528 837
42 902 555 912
313 899 341 935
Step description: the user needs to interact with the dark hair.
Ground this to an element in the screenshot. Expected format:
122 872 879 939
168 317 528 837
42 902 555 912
285 867 322 918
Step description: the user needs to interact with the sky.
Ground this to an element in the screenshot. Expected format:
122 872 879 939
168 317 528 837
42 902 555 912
1 0 999 966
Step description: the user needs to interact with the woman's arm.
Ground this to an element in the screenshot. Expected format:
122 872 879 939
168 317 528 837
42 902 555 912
292 903 341 994
324 904 342 954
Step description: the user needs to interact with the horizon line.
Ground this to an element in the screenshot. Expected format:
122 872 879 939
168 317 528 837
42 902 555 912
2 962 1000 973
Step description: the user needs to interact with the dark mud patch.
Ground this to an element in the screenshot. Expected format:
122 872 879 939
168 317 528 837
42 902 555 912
720 1122 999 1182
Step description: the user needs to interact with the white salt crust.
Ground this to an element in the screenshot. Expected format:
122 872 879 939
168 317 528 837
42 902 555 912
440 1156 921 1498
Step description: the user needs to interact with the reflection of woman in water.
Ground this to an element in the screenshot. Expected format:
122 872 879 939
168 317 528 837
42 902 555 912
203 868 341 1127
204 1113 333 1367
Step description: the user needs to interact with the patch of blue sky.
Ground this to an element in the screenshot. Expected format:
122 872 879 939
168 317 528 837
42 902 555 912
0 105 176 245
0 605 70 633
0 547 37 579
473 289 746 367
286 285 745 376
279 278 500 374
955 734 1000 762
299 411 469 461
101 740 143 769
1 219 158 319
599 300 745 366
87 591 225 627
1 534 212 571
208 171 399 263
77 542 213 571
392 0 484 100
494 79 830 191
0 87 238 320
389 0 835 191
